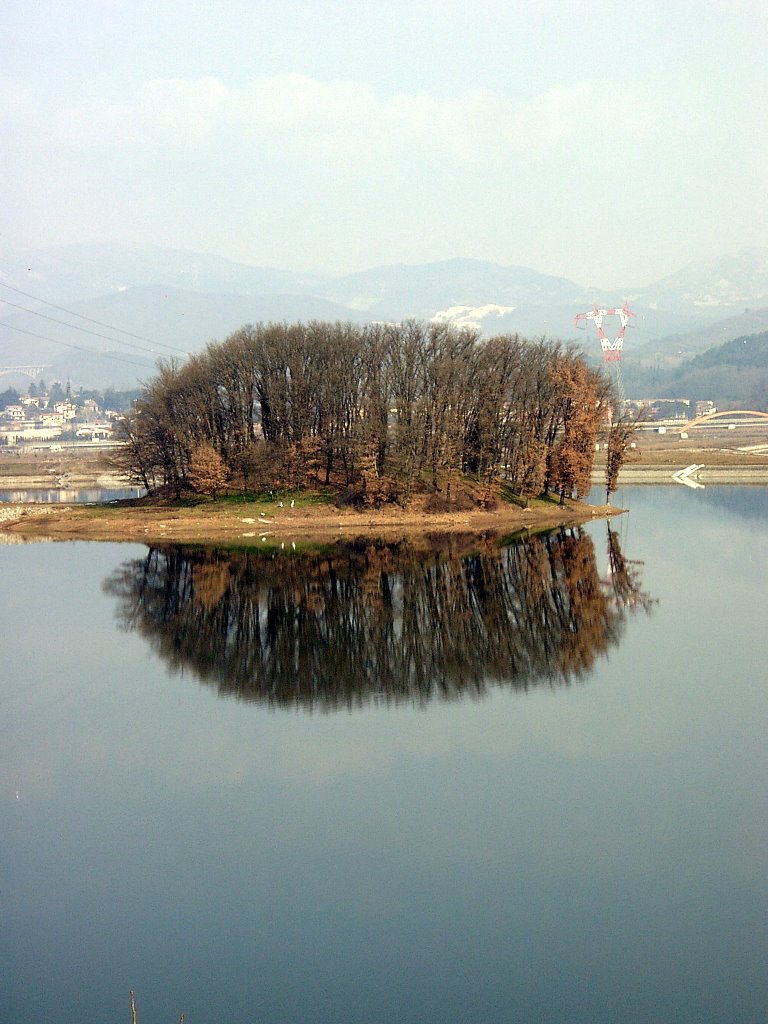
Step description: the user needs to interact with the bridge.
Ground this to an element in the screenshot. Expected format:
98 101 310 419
680 410 768 432
0 365 51 380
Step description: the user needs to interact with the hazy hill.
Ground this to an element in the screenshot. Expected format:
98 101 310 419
626 307 768 362
0 243 328 304
318 258 587 316
633 247 768 314
687 330 768 370
665 330 768 410
316 259 708 342
315 249 768 328
2 242 768 388
0 284 363 388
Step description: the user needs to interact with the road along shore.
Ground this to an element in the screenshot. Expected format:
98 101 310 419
591 464 768 485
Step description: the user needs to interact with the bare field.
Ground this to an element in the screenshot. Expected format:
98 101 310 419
595 427 768 468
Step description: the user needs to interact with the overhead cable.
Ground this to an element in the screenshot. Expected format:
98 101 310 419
0 320 157 372
0 280 191 356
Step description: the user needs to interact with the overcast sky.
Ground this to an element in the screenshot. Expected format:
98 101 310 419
2 0 766 287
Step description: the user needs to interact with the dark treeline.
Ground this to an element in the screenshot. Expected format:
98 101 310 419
114 320 612 505
103 528 652 711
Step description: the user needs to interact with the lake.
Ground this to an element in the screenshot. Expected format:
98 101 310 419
2 486 767 1024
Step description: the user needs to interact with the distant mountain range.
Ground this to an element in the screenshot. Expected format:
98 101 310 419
631 247 768 313
1 243 767 388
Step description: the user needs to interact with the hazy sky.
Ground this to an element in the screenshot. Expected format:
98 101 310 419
2 0 766 287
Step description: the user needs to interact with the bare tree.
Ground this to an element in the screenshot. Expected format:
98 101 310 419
117 320 612 509
604 402 644 503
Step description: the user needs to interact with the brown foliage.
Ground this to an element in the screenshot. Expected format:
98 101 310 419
546 352 608 502
186 444 228 499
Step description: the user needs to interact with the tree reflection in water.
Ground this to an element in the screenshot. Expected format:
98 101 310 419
103 528 652 710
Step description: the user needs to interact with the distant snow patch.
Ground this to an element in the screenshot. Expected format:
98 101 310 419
431 304 516 331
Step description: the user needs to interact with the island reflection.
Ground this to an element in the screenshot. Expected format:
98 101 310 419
104 528 652 711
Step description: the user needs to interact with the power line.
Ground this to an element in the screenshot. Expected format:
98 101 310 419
0 296 184 360
0 280 191 357
0 320 158 372
0 280 162 344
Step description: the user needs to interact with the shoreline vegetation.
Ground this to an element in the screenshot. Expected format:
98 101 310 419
0 489 622 545
2 447 767 544
5 443 767 543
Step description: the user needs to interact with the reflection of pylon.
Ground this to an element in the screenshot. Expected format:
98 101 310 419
574 303 635 405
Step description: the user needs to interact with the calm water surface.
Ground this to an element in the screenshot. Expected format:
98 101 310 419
2 486 767 1024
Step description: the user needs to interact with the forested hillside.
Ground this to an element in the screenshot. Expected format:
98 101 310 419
655 331 768 409
685 331 768 370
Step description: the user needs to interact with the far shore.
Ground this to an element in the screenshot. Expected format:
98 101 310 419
3 461 768 490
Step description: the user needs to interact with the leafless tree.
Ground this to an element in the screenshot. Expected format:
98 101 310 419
115 320 611 507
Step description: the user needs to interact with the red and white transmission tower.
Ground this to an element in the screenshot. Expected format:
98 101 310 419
574 302 635 404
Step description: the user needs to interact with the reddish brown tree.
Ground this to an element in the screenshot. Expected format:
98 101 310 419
187 444 228 500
